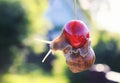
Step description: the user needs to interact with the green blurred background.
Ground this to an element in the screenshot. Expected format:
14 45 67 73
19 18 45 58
0 0 120 83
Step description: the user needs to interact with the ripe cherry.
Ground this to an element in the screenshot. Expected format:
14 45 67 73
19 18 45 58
63 20 90 48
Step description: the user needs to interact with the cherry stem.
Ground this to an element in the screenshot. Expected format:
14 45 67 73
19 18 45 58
42 49 52 63
74 0 77 19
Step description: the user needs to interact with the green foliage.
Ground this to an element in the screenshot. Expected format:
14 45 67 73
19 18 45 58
94 30 120 72
0 1 29 73
20 0 52 53
0 1 60 83
0 0 51 74
0 1 28 46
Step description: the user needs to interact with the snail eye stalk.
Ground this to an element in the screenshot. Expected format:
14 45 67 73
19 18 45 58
42 49 52 63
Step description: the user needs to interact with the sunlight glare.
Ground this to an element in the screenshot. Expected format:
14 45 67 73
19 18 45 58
96 0 120 33
106 71 120 82
95 64 105 72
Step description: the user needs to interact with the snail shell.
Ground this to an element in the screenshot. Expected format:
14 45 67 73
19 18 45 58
63 40 95 73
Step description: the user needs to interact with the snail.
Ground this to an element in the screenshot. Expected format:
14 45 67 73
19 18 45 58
40 20 95 73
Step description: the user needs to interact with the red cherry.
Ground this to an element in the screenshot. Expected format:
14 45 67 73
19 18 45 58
63 20 90 48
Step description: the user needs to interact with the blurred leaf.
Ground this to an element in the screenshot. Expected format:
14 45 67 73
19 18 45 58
94 30 120 72
0 0 29 73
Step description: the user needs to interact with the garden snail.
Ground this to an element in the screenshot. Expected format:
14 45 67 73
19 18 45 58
40 20 95 73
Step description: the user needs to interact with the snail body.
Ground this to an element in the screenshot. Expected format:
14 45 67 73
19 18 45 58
43 20 95 73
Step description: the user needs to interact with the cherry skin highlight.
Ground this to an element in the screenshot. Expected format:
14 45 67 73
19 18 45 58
63 20 90 48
